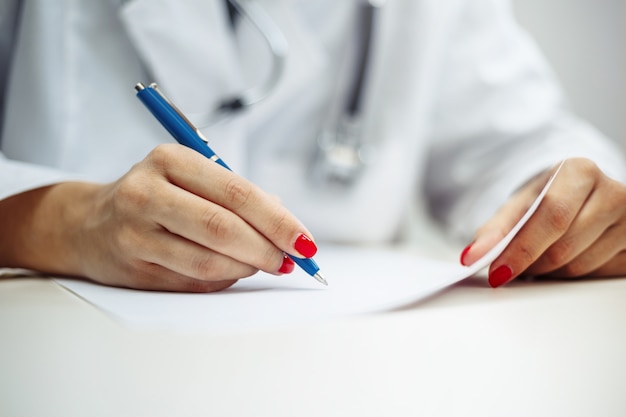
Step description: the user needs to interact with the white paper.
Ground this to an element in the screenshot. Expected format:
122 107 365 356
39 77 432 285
56 164 562 333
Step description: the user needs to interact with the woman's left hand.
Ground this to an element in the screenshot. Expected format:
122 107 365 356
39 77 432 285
460 158 626 287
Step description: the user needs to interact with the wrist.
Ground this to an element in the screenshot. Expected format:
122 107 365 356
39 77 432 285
0 182 102 277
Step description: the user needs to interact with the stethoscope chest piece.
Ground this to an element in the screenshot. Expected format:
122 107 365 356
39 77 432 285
309 1 381 190
310 115 374 188
200 0 383 190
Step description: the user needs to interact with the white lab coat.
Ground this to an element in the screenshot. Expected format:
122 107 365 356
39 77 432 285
1 0 625 244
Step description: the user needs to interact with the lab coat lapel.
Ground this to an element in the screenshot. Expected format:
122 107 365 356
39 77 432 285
234 0 329 171
115 0 337 174
118 0 252 172
118 0 243 113
257 0 326 100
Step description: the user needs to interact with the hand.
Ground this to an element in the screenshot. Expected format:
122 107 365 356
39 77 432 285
460 158 626 287
0 144 318 292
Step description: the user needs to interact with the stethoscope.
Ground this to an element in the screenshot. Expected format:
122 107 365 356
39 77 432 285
190 0 383 188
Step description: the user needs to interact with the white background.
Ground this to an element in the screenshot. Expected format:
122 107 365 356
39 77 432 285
514 0 625 148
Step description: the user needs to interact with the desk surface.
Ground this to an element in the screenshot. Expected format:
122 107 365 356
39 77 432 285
1 273 625 417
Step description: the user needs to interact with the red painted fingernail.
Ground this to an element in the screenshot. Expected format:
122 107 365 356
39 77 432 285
294 233 317 258
460 242 473 266
489 265 513 288
278 255 295 274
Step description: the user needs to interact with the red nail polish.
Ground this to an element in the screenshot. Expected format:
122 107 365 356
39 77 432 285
489 265 513 288
294 233 317 258
460 243 473 266
278 255 295 274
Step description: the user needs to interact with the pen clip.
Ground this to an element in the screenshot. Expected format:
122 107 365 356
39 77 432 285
137 82 210 144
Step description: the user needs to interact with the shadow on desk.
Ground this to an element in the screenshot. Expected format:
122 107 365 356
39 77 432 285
394 273 625 311
0 268 50 279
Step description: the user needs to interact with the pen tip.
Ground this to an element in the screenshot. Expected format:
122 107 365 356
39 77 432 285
314 272 328 286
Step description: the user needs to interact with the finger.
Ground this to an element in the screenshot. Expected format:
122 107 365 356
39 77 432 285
138 228 261 281
585 250 626 277
546 222 626 278
149 144 317 258
487 160 597 287
460 172 548 266
526 185 614 275
121 262 239 293
151 180 287 274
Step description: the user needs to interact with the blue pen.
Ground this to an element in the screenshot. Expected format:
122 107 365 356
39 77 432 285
135 82 327 286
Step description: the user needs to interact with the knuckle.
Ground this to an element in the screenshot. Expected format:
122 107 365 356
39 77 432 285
605 182 626 214
190 253 256 283
266 211 294 239
515 241 540 266
113 172 154 213
570 157 599 179
190 254 221 280
559 259 589 278
543 238 576 269
543 198 573 233
201 209 235 243
147 143 178 173
223 178 253 210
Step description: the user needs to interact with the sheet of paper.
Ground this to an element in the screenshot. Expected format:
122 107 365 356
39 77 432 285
56 164 562 333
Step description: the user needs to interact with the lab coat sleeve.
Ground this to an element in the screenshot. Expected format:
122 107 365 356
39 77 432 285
0 1 84 201
423 0 626 242
0 153 86 201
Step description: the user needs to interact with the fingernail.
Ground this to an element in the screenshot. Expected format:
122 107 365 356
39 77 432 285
460 242 473 266
294 233 317 258
489 265 514 288
278 255 295 274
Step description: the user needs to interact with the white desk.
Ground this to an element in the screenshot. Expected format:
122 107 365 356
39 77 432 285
1 271 625 417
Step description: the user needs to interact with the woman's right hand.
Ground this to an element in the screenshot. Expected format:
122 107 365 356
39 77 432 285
0 144 318 292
